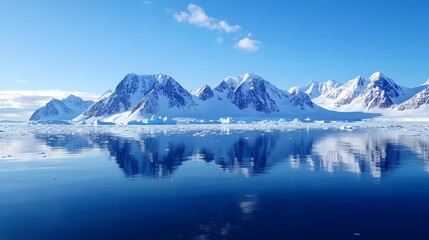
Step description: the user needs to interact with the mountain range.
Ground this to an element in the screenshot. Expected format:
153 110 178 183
308 72 428 117
29 71 428 124
29 95 94 122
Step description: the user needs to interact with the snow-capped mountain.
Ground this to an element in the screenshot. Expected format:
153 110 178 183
195 85 214 101
75 72 366 124
75 73 196 123
354 71 404 109
232 73 290 113
324 76 368 107
78 74 159 118
313 72 425 112
287 88 314 110
290 80 341 99
128 74 197 116
29 95 94 121
212 76 241 98
396 87 429 112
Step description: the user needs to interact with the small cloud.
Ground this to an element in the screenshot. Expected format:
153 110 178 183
16 80 29 84
235 35 262 52
174 4 240 33
143 0 152 5
216 37 224 43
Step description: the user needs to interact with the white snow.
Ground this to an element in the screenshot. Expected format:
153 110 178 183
289 80 341 99
313 72 429 119
20 72 428 125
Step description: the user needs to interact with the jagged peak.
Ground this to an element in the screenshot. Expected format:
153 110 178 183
223 76 242 84
155 73 174 84
325 79 336 84
239 73 272 85
369 71 388 81
64 95 82 102
288 87 301 95
197 84 212 93
215 73 269 92
288 87 301 94
122 73 172 82
196 84 214 101
214 76 241 92
242 72 263 80
196 84 213 96
343 75 367 87
124 73 138 79
351 75 366 82
48 98 63 104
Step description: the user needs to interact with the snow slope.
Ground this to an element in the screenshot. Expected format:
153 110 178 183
29 95 94 121
388 87 429 117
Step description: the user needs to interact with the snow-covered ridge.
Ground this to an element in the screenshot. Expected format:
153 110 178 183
29 95 94 122
72 72 375 125
312 71 429 114
289 80 341 99
27 71 428 125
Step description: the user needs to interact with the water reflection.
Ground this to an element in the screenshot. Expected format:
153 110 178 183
32 129 429 178
102 136 189 177
312 134 402 177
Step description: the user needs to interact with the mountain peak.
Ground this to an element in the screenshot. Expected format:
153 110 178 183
242 72 262 80
30 95 93 121
214 76 241 93
288 87 301 95
124 73 138 79
155 73 173 84
196 85 214 101
64 95 81 102
369 71 387 81
422 78 429 86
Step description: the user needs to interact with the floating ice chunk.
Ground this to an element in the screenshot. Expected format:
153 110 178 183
219 117 233 124
128 116 176 125
94 120 116 126
30 120 72 125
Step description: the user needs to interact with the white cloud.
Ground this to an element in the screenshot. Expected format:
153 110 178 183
0 90 99 121
143 0 152 5
174 4 240 33
235 35 262 52
216 36 224 43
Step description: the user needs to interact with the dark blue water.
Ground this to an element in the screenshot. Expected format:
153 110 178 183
1 127 429 240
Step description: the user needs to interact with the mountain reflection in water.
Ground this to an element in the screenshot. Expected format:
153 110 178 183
34 129 429 178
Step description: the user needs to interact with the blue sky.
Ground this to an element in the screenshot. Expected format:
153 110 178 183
1 0 428 94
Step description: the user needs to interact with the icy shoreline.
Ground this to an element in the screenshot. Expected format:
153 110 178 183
1 119 428 139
